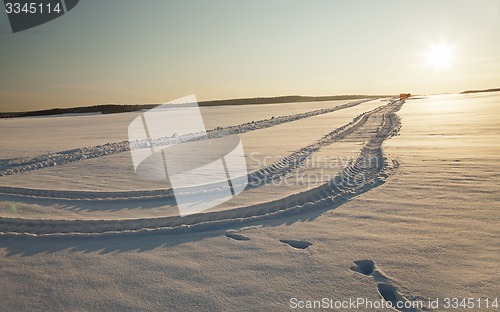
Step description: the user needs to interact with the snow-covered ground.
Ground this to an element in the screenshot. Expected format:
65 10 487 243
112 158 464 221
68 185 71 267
0 94 498 311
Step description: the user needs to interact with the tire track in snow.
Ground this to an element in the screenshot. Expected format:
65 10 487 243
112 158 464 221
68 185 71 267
0 100 404 236
0 101 390 201
0 99 372 177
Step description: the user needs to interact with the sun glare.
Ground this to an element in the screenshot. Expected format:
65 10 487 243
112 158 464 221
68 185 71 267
426 43 454 71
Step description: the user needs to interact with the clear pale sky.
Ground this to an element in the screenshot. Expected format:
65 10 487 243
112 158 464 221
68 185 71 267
0 0 499 112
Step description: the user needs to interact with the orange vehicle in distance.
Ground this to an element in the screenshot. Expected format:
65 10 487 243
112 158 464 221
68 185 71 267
400 93 411 100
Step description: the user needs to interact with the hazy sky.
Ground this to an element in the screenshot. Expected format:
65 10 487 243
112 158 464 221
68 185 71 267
1 0 499 112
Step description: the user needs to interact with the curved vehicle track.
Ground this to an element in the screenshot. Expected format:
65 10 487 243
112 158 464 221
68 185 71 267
0 100 404 236
1 101 390 201
0 99 371 177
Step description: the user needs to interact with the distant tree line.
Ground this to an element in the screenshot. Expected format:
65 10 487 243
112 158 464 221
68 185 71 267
0 104 157 118
0 95 390 118
460 88 500 94
200 95 386 106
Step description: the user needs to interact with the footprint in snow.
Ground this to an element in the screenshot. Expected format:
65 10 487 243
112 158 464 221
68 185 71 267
351 259 421 312
224 232 250 241
280 239 313 249
350 259 375 276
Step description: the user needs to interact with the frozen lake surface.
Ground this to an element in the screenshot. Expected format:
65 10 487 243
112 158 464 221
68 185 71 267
0 94 498 311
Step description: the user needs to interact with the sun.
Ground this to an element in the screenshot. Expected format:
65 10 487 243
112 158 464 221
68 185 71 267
426 43 454 70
